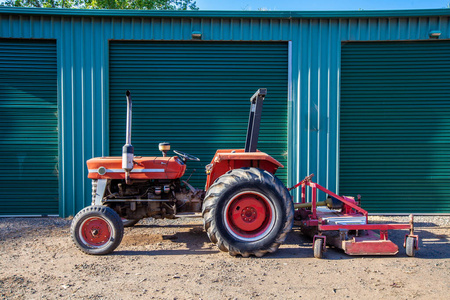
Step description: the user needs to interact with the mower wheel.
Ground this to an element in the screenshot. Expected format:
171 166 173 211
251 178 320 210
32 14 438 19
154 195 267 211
202 167 294 257
405 236 416 257
314 238 324 259
71 205 124 255
122 218 140 227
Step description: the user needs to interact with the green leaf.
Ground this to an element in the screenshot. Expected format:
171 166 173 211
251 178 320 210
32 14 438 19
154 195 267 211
0 0 199 10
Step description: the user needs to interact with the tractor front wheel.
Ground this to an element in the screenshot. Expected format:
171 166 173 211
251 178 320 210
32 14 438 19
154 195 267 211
202 167 293 257
71 205 124 255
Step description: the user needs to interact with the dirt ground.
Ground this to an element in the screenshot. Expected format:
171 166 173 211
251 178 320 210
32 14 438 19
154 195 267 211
0 216 449 300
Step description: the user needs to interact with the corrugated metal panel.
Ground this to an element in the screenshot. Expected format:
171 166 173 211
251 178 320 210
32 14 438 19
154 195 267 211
109 42 288 188
340 41 450 213
2 7 450 18
0 39 58 215
0 10 449 216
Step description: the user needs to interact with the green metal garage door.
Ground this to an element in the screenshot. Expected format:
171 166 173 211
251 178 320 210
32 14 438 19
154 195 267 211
109 42 288 189
340 41 450 213
0 39 58 215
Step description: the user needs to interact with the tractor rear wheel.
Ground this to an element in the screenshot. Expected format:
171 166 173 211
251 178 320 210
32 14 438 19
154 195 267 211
202 167 293 257
71 205 124 255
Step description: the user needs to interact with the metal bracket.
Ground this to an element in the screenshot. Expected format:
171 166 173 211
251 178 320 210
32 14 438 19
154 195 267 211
380 230 388 240
404 234 420 250
313 234 327 252
94 179 107 205
339 229 349 241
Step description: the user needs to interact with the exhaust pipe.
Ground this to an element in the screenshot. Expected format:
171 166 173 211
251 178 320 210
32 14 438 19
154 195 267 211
122 90 134 184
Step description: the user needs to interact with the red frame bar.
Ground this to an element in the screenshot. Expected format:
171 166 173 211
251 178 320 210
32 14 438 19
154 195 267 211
311 183 317 219
312 183 368 219
290 174 369 222
319 224 411 231
301 184 306 204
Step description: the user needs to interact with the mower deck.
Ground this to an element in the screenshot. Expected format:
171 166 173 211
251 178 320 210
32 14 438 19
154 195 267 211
292 174 419 258
312 207 402 255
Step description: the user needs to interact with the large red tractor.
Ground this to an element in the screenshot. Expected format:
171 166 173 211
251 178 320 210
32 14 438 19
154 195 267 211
71 89 294 257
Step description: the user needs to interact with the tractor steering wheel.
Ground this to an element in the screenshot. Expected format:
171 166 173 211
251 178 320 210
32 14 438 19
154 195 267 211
173 150 200 162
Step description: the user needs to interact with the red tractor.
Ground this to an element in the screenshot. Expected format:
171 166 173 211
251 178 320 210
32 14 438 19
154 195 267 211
71 89 294 257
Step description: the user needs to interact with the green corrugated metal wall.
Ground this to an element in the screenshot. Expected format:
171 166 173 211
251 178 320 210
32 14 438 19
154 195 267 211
0 39 58 215
109 42 288 189
340 41 450 213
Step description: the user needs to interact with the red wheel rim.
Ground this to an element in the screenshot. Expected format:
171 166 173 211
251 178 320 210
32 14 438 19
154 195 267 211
224 191 275 241
79 217 112 247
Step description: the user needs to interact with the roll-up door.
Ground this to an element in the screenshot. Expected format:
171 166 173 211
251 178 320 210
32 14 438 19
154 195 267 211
0 39 58 215
340 41 450 213
109 42 288 188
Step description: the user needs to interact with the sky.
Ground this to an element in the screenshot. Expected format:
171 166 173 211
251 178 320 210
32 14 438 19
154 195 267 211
195 0 450 11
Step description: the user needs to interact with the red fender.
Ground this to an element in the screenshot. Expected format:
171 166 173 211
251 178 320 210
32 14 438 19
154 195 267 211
205 149 283 190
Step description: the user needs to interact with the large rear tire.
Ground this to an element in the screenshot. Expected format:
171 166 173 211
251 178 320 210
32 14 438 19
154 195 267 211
71 205 124 255
202 167 293 257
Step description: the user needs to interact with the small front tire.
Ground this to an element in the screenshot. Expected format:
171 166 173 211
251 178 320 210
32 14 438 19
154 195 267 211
71 205 124 255
405 236 416 257
314 238 324 259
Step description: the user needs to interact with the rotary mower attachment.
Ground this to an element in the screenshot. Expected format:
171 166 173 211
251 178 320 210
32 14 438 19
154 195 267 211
291 174 419 258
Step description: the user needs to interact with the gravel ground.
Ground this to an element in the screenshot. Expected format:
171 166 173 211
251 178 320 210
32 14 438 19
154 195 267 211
369 215 450 227
0 215 449 299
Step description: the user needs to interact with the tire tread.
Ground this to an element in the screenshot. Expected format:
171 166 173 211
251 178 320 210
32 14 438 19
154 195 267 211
202 167 293 257
71 205 124 255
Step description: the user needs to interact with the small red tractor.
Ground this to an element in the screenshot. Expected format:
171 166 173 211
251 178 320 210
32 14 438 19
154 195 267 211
71 89 293 257
71 89 419 258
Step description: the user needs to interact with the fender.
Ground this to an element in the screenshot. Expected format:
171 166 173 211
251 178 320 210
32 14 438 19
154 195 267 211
205 149 283 190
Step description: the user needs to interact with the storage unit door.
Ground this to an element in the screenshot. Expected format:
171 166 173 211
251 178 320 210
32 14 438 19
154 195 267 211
109 42 288 188
340 41 450 213
0 39 58 215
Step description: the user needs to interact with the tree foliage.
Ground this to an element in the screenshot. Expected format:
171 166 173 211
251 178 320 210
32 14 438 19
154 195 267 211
1 0 199 10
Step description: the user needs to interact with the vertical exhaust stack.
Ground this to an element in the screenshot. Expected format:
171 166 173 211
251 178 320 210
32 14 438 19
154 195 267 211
245 88 267 152
122 90 134 184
